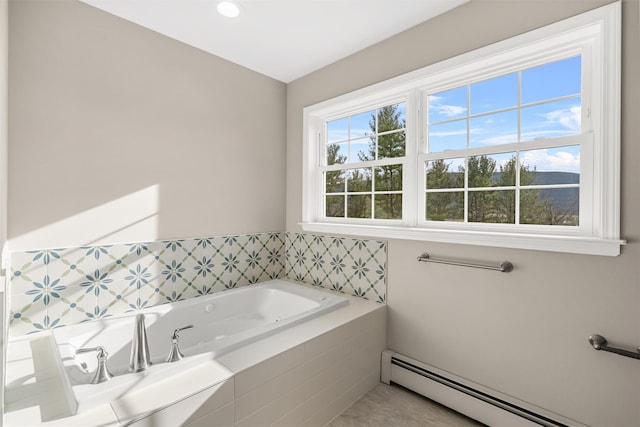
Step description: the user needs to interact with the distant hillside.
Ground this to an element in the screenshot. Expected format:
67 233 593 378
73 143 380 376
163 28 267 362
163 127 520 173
490 171 579 214
531 171 580 186
531 172 579 215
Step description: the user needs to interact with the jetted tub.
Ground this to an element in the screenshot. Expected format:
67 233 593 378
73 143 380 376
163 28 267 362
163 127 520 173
50 279 349 414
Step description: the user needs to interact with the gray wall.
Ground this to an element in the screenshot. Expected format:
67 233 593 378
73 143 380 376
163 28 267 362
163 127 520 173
0 0 6 424
8 0 286 251
286 1 640 426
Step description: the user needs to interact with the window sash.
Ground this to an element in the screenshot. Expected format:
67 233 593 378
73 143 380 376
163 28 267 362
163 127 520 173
418 131 591 230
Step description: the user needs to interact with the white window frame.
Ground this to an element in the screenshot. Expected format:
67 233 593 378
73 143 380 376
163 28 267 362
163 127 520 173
302 2 624 256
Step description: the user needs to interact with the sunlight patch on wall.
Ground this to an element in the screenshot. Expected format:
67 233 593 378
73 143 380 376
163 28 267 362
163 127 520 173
9 185 160 251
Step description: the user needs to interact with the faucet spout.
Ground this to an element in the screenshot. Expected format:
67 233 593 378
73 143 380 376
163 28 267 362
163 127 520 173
129 313 152 372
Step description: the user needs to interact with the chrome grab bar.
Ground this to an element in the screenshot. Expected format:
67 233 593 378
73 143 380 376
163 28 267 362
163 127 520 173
417 252 513 273
588 334 640 360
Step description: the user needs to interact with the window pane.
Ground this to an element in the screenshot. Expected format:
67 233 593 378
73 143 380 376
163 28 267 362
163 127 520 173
346 168 372 192
426 192 464 222
349 140 372 163
378 104 406 132
375 194 402 219
470 110 518 147
327 117 349 143
428 119 467 152
326 195 344 217
375 165 402 191
521 145 580 185
351 110 375 139
468 190 515 223
520 188 579 226
468 153 516 188
327 143 347 165
494 153 518 186
325 170 345 193
429 87 467 124
378 131 405 159
426 158 464 189
522 56 581 104
470 73 518 115
347 195 371 218
521 98 581 141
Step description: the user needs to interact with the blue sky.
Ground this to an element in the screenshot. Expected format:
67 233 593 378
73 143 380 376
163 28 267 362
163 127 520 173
326 56 581 174
327 103 406 163
427 55 582 174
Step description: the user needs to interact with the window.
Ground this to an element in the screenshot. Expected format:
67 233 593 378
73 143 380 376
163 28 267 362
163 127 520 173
302 3 623 256
324 103 406 220
422 56 583 227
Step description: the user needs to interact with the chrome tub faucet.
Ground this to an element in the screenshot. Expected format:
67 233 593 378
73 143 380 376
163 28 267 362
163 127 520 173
129 313 152 372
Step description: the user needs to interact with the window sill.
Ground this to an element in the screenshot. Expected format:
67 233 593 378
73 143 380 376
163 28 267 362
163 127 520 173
300 222 625 256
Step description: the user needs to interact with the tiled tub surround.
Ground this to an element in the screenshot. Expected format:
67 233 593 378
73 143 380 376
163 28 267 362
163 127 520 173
4 285 386 427
8 232 387 337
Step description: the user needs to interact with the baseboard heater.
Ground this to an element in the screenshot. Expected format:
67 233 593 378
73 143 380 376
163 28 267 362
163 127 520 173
381 350 584 427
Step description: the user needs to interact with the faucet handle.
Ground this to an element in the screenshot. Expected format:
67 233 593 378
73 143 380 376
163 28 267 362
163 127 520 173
76 346 113 384
167 325 194 362
171 324 194 340
77 346 108 357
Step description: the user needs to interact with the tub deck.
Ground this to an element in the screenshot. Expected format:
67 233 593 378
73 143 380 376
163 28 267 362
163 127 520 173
4 280 386 427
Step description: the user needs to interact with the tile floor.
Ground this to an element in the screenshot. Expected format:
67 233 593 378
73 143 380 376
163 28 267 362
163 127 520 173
328 383 486 427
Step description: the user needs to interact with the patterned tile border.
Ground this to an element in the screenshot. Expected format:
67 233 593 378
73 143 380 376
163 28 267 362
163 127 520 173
284 233 387 304
8 233 285 337
8 232 387 337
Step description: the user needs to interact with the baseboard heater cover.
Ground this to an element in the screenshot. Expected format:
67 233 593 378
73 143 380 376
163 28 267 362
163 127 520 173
381 350 585 427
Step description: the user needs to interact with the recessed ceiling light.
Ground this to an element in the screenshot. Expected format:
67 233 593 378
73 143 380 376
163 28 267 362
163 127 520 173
217 1 241 18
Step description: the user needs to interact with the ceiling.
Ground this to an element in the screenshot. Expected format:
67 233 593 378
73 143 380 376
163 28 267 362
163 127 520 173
79 0 469 83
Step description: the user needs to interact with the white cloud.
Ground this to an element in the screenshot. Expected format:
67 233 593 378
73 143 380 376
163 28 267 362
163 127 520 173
438 105 467 117
521 148 580 173
469 130 518 146
429 95 467 118
429 129 467 137
543 105 581 131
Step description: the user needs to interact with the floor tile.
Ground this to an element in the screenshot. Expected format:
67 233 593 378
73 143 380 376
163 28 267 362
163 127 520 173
327 383 485 427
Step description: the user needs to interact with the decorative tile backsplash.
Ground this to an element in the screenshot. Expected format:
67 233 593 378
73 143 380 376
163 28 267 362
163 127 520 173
8 232 386 337
285 233 386 304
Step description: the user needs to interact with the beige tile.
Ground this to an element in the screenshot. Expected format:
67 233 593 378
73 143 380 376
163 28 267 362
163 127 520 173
304 359 348 401
304 324 349 358
235 345 304 397
327 383 486 427
235 365 305 421
268 402 306 427
304 371 379 427
304 343 343 381
235 383 306 427
184 402 235 427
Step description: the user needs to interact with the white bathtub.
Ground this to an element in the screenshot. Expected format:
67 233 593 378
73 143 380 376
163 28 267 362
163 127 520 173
50 279 349 414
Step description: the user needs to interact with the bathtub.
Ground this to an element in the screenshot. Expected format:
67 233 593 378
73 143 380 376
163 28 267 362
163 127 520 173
49 279 349 414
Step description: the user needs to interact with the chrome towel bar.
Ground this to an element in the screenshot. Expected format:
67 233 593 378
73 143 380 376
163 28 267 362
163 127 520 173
417 252 513 273
588 334 640 360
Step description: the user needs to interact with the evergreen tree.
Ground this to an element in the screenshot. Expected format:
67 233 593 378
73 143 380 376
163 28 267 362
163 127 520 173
325 144 346 217
360 105 405 219
467 155 497 222
346 168 371 218
426 159 463 221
